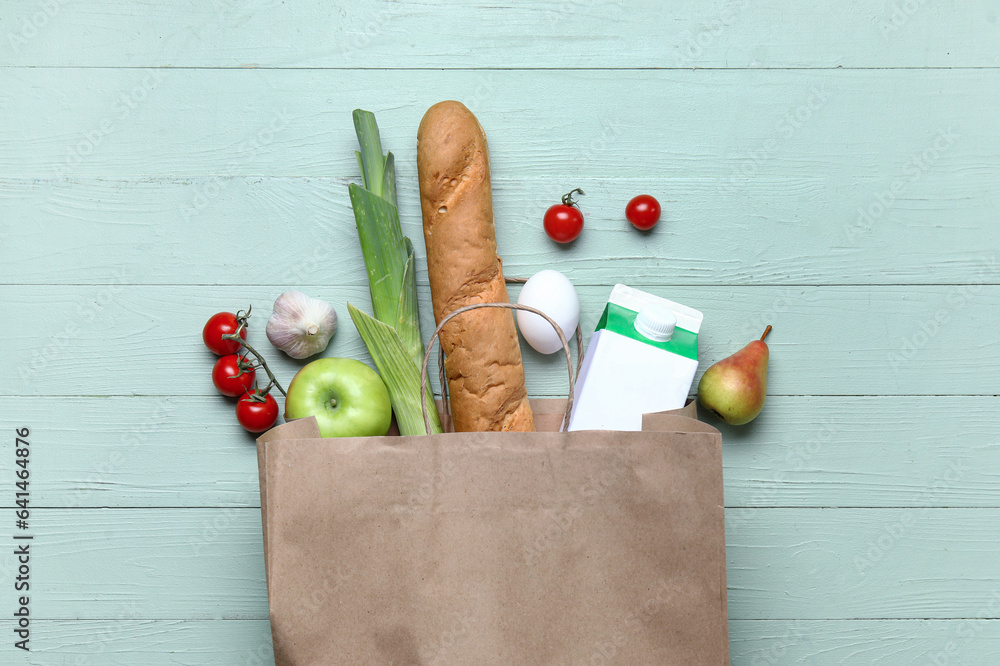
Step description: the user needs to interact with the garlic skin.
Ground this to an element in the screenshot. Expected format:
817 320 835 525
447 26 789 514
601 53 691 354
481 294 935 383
266 291 338 359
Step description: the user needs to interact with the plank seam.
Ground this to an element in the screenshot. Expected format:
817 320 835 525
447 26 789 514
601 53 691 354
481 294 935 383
3 66 999 71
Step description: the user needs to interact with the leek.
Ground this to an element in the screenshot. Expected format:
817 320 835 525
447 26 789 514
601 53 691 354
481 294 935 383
347 109 442 435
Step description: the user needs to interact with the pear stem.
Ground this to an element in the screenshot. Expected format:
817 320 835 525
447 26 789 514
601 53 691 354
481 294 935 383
761 325 772 341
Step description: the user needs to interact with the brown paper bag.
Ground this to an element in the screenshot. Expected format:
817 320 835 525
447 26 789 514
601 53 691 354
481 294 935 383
256 399 729 665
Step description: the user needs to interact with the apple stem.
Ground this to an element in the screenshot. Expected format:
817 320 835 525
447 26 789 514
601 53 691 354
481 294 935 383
330 398 338 409
761 325 772 341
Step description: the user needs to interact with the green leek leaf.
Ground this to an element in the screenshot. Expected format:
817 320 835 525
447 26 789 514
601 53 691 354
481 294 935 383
347 109 437 436
352 109 386 200
348 303 442 436
354 150 367 190
395 249 422 364
383 151 398 209
348 183 406 325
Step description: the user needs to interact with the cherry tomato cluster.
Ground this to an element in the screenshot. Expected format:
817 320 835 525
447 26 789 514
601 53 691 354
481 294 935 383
542 190 662 244
203 309 283 433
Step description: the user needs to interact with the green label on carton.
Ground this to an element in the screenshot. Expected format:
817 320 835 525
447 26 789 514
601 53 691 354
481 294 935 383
594 303 698 361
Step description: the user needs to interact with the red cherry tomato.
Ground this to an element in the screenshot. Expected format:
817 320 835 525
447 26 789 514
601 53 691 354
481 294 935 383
625 194 661 230
236 391 278 433
543 188 585 243
203 311 247 355
212 354 256 397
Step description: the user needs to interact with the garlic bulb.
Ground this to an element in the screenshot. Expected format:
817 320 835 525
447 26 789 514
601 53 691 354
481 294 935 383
265 291 337 359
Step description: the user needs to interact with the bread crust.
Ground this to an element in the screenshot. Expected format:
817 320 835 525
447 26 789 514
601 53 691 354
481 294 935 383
417 101 534 432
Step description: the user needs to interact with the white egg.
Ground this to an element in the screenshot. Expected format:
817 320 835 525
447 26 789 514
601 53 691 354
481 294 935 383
516 270 580 354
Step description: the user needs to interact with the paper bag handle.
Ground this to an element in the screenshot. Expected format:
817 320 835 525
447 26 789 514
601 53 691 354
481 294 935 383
420 302 576 435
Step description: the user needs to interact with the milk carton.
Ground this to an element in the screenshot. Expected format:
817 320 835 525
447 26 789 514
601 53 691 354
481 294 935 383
568 285 703 431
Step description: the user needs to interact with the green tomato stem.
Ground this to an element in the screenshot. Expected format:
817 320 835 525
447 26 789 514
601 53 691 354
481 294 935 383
222 330 286 397
561 188 585 208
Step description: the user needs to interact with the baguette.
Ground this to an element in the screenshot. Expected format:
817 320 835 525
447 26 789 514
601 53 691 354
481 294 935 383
417 101 535 432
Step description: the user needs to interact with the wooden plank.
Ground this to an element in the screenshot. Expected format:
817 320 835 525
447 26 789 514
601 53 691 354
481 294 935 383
2 619 999 664
3 285 998 397
0 69 993 183
5 508 1000 620
727 509 1000 620
1 0 996 68
3 173 996 287
1 619 999 663
730 620 1000 664
5 395 999 510
720 396 1000 510
3 509 269 621
0 620 274 665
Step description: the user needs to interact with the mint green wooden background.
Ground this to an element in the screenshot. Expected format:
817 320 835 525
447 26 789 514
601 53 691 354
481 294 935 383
2 0 998 663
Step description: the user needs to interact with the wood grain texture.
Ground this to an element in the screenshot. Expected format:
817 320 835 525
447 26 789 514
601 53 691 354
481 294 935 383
1 0 997 68
3 509 268 621
2 174 997 287
2 0 996 658
730 620 1000 664
1 69 995 181
0 620 275 665
2 619 1000 664
4 508 1000 621
3 285 998 397
727 508 1000 621
5 396 998 509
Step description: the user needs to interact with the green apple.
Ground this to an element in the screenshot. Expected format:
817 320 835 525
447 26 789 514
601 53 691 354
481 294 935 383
284 357 392 437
